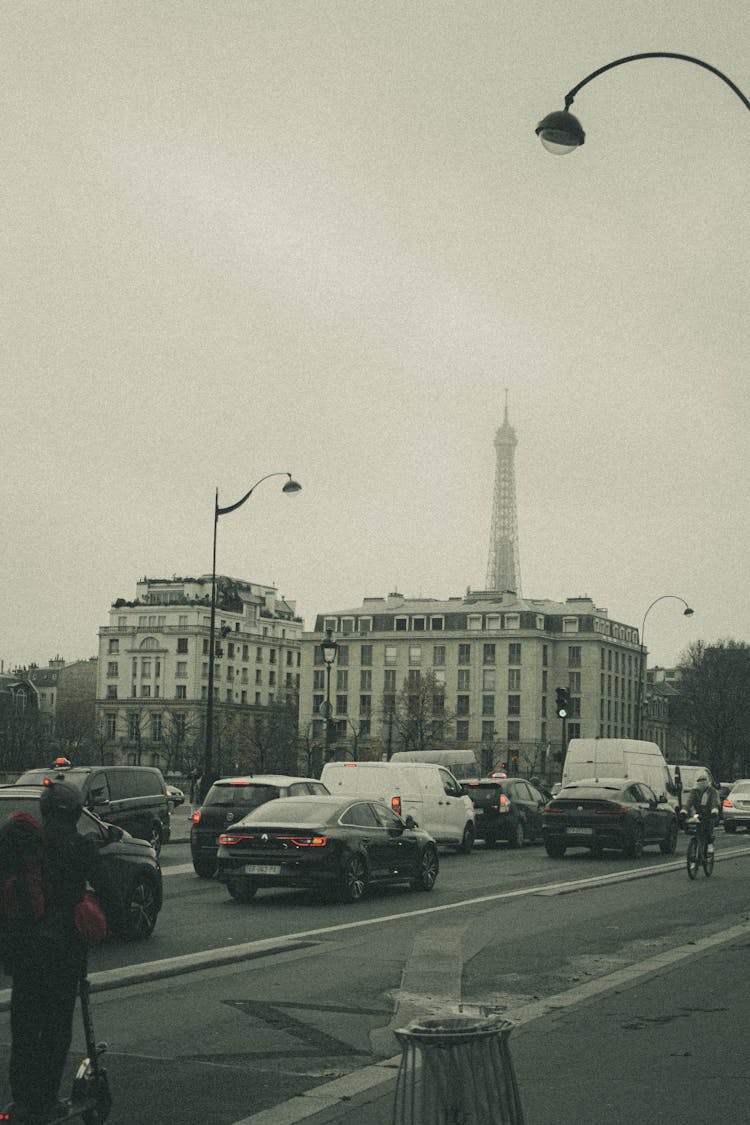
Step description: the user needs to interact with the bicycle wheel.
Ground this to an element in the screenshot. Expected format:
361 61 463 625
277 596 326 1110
702 840 715 877
687 836 699 879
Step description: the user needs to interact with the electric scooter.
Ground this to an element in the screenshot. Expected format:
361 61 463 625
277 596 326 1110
2 962 111 1124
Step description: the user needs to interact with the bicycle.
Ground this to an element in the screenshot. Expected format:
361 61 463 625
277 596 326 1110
685 813 715 879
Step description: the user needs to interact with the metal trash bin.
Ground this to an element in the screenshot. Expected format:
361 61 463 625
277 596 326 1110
392 1014 524 1125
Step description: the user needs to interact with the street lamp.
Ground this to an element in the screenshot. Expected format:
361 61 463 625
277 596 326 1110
536 52 750 153
202 472 302 797
320 628 339 762
635 595 694 740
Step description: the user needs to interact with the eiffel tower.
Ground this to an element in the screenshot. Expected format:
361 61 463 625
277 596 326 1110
485 391 521 594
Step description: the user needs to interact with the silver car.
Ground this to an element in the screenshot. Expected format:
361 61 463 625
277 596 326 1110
722 779 750 833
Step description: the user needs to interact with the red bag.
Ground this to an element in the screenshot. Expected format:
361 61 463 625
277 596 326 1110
74 890 107 945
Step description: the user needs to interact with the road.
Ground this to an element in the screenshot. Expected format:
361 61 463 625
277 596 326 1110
1 821 749 1124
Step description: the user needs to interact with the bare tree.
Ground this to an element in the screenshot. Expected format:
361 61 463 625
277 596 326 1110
386 671 456 752
672 640 750 779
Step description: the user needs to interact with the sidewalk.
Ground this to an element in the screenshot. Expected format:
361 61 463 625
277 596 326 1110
248 923 750 1124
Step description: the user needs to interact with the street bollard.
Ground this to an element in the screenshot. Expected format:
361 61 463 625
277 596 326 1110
392 1014 525 1125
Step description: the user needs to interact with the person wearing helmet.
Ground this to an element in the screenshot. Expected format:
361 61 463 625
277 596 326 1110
683 772 720 855
5 779 104 1123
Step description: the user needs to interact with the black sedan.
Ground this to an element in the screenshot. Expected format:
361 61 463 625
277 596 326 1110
0 787 163 940
542 779 678 859
216 795 439 903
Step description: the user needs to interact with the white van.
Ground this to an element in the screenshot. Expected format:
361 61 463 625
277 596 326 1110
320 761 476 852
562 739 677 808
388 749 479 781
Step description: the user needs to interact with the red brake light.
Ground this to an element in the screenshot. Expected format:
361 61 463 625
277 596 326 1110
343 763 357 767
285 836 328 847
218 833 254 846
191 810 201 824
227 781 250 786
723 799 732 808
391 796 402 816
595 805 628 816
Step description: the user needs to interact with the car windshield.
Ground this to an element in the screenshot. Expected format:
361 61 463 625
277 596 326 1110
205 783 280 809
0 796 42 825
463 783 504 805
730 782 750 795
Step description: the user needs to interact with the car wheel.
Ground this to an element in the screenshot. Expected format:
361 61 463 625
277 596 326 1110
192 855 217 879
457 823 475 855
509 821 525 849
339 854 369 902
149 823 162 855
724 822 736 834
660 821 678 855
121 874 159 940
227 878 257 903
545 841 566 858
624 824 644 859
411 845 439 892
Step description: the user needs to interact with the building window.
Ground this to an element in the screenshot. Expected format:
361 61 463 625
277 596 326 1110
313 670 325 691
508 643 521 666
504 614 520 630
407 669 421 687
563 617 579 634
384 669 396 692
468 615 482 631
106 685 117 700
337 645 349 667
482 695 495 716
433 669 445 688
105 713 116 738
177 638 188 653
360 695 372 715
409 646 422 665
483 643 496 665
385 646 397 665
432 694 445 716
108 639 119 654
341 617 355 635
568 646 582 667
140 684 151 698
395 617 408 631
176 662 188 678
486 615 500 631
337 670 348 691
141 659 151 678
361 644 373 666
569 671 581 692
433 645 446 666
507 720 520 741
107 662 118 678
430 617 444 631
255 669 262 685
241 690 247 703
336 694 348 715
508 669 521 691
359 718 371 737
458 643 471 665
508 695 521 716
412 617 426 631
482 721 495 743
456 695 470 716
360 670 372 691
269 649 277 664
457 669 470 691
456 720 469 742
431 720 444 740
313 693 324 714
151 714 162 742
176 685 187 699
359 618 372 635
483 669 496 691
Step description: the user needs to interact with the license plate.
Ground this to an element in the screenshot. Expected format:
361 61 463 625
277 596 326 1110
566 827 593 836
243 864 281 876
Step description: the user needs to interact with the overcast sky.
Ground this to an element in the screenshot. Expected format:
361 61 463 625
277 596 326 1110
2 1 748 671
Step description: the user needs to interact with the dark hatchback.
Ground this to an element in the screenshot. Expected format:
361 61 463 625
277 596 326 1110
0 787 163 939
190 774 329 877
461 777 546 848
216 795 439 903
542 779 678 859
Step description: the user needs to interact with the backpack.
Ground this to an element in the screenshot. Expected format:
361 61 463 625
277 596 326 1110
0 812 46 936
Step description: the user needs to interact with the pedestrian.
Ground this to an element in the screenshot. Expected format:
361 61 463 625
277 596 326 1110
189 768 203 804
1 780 105 1123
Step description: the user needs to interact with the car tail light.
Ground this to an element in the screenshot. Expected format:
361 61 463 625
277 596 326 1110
542 806 564 815
218 833 255 846
227 780 250 786
284 836 328 848
391 796 402 816
595 805 628 816
191 810 201 824
723 798 733 808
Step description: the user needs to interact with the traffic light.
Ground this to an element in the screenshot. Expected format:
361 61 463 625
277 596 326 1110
555 687 570 718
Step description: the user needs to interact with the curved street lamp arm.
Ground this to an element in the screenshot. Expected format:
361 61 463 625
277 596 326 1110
216 472 296 517
640 593 693 639
563 52 750 113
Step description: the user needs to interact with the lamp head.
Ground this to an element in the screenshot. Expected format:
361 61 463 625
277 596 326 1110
283 476 302 494
536 109 585 154
683 606 694 617
321 628 338 666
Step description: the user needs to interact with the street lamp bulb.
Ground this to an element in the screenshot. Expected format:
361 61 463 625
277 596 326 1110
683 606 694 617
535 110 585 154
282 477 302 494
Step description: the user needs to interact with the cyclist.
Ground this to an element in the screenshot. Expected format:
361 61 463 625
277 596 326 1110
683 771 720 855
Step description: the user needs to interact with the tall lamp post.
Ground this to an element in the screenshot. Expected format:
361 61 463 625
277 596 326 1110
636 595 694 740
202 472 302 799
536 52 750 154
320 628 339 762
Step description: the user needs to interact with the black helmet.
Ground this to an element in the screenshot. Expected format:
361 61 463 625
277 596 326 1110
39 779 83 819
